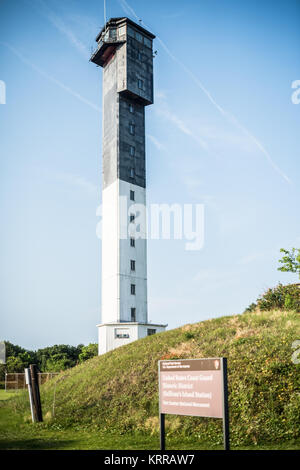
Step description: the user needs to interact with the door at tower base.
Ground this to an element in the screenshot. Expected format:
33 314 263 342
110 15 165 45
97 322 167 355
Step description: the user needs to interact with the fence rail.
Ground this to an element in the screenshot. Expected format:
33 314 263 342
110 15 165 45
5 372 59 391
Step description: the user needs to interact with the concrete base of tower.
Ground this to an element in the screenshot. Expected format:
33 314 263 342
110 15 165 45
97 322 167 355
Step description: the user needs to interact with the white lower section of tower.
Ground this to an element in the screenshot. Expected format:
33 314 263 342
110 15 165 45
98 178 166 355
101 179 147 324
97 323 167 356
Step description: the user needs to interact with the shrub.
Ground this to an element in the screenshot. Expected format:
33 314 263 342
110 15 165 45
257 283 300 312
79 344 98 362
184 331 195 340
244 303 257 313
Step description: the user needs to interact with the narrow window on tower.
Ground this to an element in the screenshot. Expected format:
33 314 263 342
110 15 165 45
130 168 135 178
138 50 143 61
130 190 135 201
138 79 144 90
135 32 143 43
130 237 135 247
144 37 152 48
129 145 135 157
131 284 136 295
118 25 126 38
109 28 117 40
127 26 135 38
131 308 136 322
129 122 135 135
130 259 135 271
129 103 134 113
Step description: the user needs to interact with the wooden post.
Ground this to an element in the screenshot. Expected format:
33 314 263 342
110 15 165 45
24 368 35 422
29 364 43 422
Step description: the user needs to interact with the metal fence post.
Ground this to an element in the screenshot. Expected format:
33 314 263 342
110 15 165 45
160 413 165 451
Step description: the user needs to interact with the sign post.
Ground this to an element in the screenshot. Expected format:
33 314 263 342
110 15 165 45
158 358 230 450
159 411 165 451
221 358 230 450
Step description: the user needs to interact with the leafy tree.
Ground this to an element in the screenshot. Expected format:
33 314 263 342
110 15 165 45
257 283 300 312
4 341 31 359
5 356 24 373
278 248 300 279
35 344 83 371
0 342 36 381
44 353 74 372
79 343 98 363
0 342 95 377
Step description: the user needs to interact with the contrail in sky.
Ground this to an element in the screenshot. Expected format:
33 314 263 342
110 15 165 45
0 42 100 112
33 0 90 60
118 0 291 184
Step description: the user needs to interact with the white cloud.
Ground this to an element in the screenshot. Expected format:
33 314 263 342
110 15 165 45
238 237 300 266
183 177 203 192
195 125 257 153
218 210 255 236
156 106 208 150
155 89 168 100
147 134 166 151
193 268 238 289
238 252 268 265
54 172 98 196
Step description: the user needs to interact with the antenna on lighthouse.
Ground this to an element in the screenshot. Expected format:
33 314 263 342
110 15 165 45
104 0 106 25
103 0 107 36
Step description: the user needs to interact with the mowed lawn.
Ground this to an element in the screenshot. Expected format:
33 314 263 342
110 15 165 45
0 391 299 451
0 390 19 401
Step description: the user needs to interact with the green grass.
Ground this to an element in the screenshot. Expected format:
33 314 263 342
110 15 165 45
0 405 299 450
0 390 20 401
0 309 299 450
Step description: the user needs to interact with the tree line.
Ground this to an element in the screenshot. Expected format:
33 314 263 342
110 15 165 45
0 342 98 384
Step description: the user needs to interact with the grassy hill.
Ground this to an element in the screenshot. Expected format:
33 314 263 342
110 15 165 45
3 309 300 448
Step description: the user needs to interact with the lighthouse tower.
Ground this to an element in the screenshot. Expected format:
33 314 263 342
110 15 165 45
90 18 167 355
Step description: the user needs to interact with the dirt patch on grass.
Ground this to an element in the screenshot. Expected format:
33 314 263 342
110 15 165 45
228 316 240 326
181 324 194 332
143 416 182 434
144 416 159 434
168 341 196 358
234 327 259 340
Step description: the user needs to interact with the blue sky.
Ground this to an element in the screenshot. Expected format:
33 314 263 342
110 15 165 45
0 0 299 350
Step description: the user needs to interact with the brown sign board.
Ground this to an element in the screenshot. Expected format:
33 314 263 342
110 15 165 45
159 358 224 419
